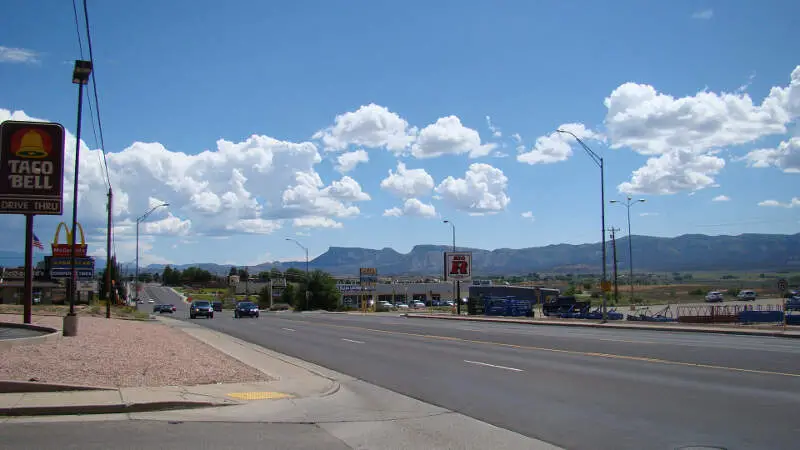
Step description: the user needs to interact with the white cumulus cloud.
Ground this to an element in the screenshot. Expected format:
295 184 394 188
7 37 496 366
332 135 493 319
521 211 535 221
292 216 344 228
0 46 39 63
435 163 510 214
618 149 726 195
712 195 731 202
741 137 800 173
412 116 496 159
517 123 602 165
383 198 437 218
380 162 435 199
313 103 417 153
758 198 800 208
334 149 369 173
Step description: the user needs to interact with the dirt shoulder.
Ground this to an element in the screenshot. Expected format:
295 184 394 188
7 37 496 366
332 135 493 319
0 313 270 388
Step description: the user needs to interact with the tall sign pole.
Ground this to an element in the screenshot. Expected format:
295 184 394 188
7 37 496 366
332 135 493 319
0 120 66 325
105 187 113 318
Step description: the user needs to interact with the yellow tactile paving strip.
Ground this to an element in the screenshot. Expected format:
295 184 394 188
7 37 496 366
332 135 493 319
226 391 294 400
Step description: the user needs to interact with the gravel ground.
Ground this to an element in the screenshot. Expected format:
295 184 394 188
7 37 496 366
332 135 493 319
0 314 271 388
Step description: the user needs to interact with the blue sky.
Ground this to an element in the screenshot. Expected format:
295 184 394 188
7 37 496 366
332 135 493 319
1 0 798 266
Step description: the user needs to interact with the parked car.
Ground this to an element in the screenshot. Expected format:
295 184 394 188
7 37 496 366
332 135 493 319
152 303 162 312
156 304 174 314
212 301 223 312
376 301 395 312
189 300 214 319
786 296 800 312
737 290 757 301
412 301 426 309
234 301 259 318
395 303 409 310
705 291 724 303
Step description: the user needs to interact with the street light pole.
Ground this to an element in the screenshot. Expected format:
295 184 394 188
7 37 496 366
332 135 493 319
286 238 310 310
443 220 460 315
63 60 93 337
556 129 607 322
135 203 169 301
610 196 645 305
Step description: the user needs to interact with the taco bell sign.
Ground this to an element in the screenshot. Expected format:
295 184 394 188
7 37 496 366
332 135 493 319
0 120 66 215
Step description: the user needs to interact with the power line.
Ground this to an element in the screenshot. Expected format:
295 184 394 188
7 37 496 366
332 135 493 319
71 0 85 58
81 0 111 188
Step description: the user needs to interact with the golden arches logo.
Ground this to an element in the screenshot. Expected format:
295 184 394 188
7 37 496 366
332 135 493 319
53 221 86 245
51 222 88 257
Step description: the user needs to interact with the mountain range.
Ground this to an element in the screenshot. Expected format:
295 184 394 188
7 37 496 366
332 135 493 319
3 233 797 277
147 232 800 276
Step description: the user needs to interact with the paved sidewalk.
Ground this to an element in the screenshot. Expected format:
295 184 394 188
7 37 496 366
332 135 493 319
0 316 337 417
405 312 800 338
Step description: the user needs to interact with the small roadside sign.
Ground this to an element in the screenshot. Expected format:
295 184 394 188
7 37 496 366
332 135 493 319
778 279 788 291
444 252 472 282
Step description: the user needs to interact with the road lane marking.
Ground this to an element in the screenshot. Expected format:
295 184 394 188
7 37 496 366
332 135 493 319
464 360 524 372
342 338 365 344
594 337 654 344
282 328 296 332
280 319 800 378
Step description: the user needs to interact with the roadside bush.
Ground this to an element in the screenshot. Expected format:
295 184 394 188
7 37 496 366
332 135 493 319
727 288 740 296
688 288 704 295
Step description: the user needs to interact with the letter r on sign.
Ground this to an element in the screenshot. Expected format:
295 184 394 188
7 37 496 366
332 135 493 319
450 260 469 275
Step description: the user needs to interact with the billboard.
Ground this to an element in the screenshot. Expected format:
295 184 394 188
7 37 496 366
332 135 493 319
0 120 66 215
444 252 472 282
359 267 377 290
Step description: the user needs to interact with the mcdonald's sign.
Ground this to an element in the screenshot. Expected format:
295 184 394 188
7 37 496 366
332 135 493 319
51 221 88 257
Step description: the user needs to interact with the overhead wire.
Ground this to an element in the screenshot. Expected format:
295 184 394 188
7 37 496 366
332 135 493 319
81 0 112 189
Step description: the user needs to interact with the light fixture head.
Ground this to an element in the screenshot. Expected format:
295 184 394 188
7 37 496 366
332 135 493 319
72 60 92 85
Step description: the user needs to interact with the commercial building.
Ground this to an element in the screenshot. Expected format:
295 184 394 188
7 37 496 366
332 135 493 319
335 276 455 307
0 266 98 304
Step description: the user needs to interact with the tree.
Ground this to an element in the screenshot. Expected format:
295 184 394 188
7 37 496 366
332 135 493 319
285 267 306 283
237 268 249 280
229 266 238 276
280 283 296 305
257 271 271 281
258 286 271 308
153 272 161 283
296 270 341 311
98 255 122 301
270 267 283 280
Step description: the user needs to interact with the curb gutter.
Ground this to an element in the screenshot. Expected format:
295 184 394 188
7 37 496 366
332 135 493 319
405 314 800 339
0 400 229 417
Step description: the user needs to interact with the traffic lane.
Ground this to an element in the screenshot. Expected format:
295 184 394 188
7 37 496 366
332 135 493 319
187 314 800 450
262 313 800 375
0 420 350 450
291 312 800 353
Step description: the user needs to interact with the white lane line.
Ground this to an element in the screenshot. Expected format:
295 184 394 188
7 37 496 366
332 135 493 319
342 338 365 344
595 337 654 344
282 328 296 332
464 360 524 372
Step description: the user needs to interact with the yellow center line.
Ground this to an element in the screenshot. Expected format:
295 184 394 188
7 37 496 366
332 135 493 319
292 319 800 378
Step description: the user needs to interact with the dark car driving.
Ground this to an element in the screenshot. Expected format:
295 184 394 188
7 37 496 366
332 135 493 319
156 304 174 313
234 301 259 318
189 300 214 319
212 301 223 312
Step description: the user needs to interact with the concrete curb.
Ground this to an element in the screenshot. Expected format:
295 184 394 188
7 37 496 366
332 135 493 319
0 400 228 417
0 380 114 393
0 323 60 350
405 314 800 339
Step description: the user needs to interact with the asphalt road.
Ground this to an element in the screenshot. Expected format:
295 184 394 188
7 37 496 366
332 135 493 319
147 286 800 450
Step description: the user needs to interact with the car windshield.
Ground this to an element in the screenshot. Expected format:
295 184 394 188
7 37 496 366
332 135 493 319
238 302 256 308
194 301 210 307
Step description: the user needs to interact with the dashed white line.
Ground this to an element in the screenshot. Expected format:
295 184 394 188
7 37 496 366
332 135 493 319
342 338 365 344
464 360 524 372
282 328 296 332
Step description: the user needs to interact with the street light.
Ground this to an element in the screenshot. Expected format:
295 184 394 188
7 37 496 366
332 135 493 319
610 197 645 305
63 60 93 337
556 129 608 322
285 238 310 310
443 219 461 315
135 203 169 301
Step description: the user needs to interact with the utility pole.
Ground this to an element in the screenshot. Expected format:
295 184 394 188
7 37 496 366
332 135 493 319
609 227 620 304
105 188 113 318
